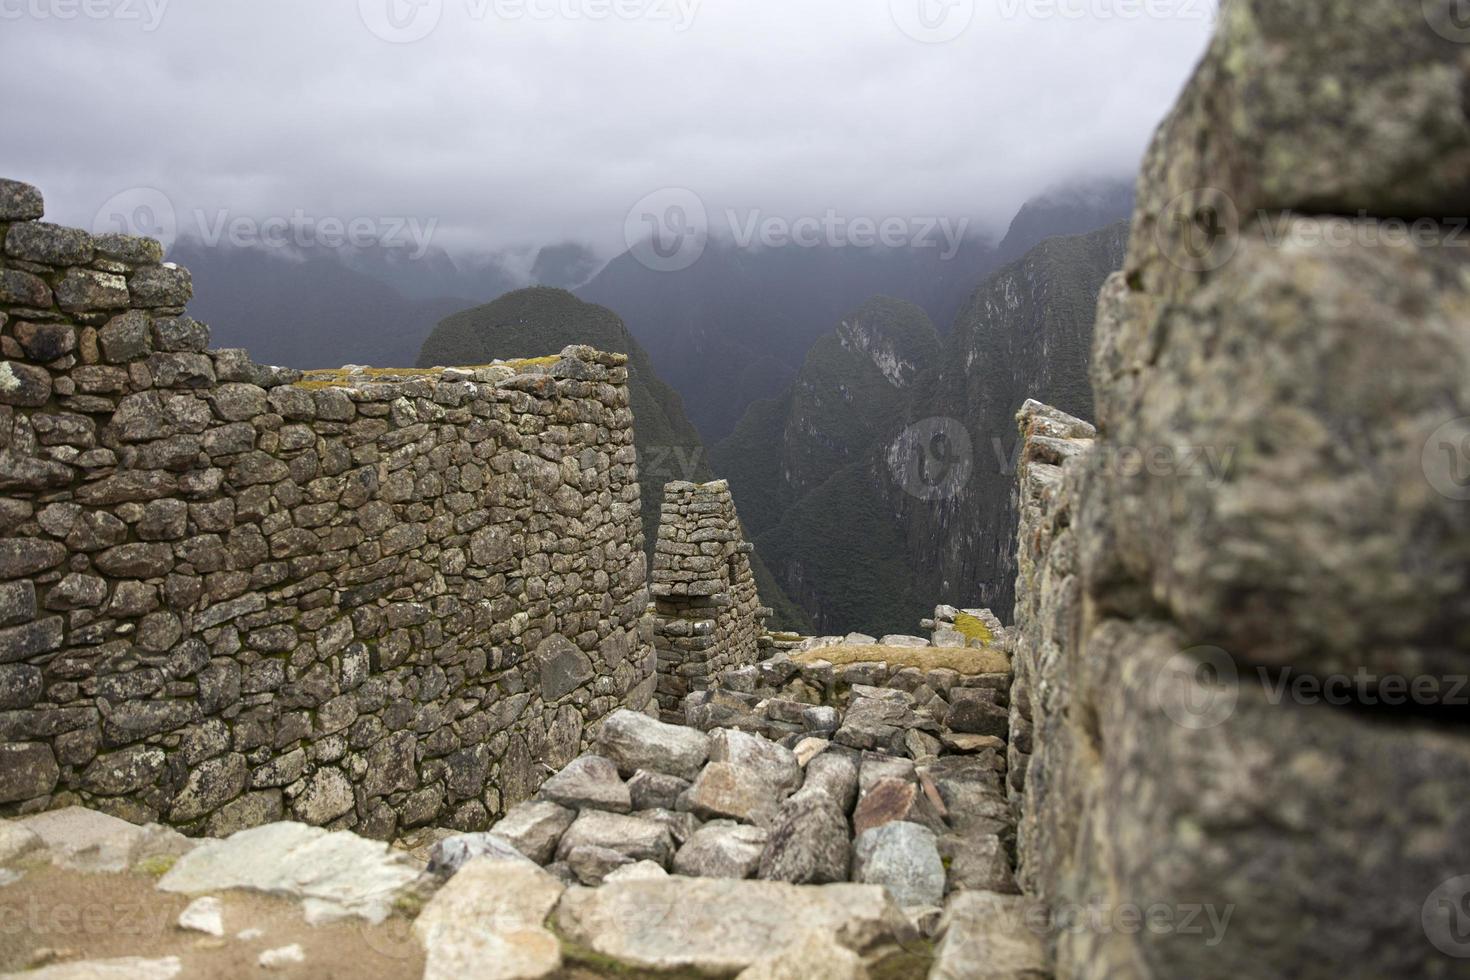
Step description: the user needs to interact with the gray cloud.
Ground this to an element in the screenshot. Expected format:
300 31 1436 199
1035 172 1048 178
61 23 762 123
0 0 1215 258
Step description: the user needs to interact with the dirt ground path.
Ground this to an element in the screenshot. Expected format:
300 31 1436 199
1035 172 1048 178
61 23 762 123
0 864 424 978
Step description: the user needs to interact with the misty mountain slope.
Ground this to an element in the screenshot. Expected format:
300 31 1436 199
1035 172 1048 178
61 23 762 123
712 222 1129 634
884 220 1131 621
710 297 940 633
993 178 1134 264
418 287 811 631
176 242 472 369
578 237 996 441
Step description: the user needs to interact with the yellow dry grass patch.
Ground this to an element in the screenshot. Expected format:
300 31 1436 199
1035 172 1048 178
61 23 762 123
792 643 1010 675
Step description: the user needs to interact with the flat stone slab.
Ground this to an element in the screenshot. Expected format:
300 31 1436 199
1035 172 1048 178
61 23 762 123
157 821 422 924
1 957 182 979
17 806 192 873
554 877 907 975
414 857 565 980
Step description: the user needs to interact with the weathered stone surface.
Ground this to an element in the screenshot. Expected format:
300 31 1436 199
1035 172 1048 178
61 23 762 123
168 752 247 822
799 749 858 813
627 769 690 811
159 821 421 923
757 792 851 885
709 728 802 796
733 930 869 980
596 708 711 780
129 264 193 307
17 806 191 873
554 878 906 975
565 843 633 885
491 799 576 864
414 857 565 980
680 761 783 826
533 633 593 701
538 754 631 814
672 821 767 879
0 741 58 803
930 891 1047 980
6 221 92 265
604 859 669 883
941 832 1016 895
426 832 532 877
555 810 674 867
0 178 44 220
291 767 355 825
81 745 167 796
852 821 945 908
851 778 945 837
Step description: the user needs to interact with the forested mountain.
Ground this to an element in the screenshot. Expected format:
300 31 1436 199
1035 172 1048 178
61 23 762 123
711 223 1129 635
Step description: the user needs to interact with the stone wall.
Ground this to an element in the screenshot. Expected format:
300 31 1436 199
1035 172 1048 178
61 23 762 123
1009 3 1470 977
649 480 765 721
0 178 654 839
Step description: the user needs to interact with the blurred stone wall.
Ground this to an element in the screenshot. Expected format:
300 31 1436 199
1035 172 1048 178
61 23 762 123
1008 2 1470 976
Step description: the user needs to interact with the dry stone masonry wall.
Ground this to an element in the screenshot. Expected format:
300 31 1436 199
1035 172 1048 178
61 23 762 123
1008 2 1470 976
0 178 654 839
649 479 766 721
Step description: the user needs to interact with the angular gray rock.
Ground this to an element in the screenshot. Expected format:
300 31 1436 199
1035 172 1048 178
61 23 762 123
852 821 945 908
537 754 631 814
709 728 802 796
628 769 690 811
930 891 1047 980
756 793 851 885
489 800 576 865
428 832 538 876
556 810 674 867
798 749 859 814
595 708 711 780
565 844 634 885
679 761 782 826
673 822 768 879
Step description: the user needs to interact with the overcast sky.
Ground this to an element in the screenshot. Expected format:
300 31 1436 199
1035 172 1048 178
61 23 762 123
1 0 1215 259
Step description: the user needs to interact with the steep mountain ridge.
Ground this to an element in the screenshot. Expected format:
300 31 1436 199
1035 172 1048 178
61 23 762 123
712 222 1129 634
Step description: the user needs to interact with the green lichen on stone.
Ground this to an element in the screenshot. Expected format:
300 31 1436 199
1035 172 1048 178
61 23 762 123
133 853 178 876
953 613 994 646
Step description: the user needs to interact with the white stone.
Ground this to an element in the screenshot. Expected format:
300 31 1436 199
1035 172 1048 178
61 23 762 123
793 737 829 768
0 822 45 866
603 860 669 883
554 878 907 975
158 821 422 924
594 709 712 781
176 895 224 936
414 858 565 980
258 945 305 969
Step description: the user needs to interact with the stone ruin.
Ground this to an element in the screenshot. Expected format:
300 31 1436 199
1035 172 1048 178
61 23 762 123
648 479 766 722
5 2 1470 974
